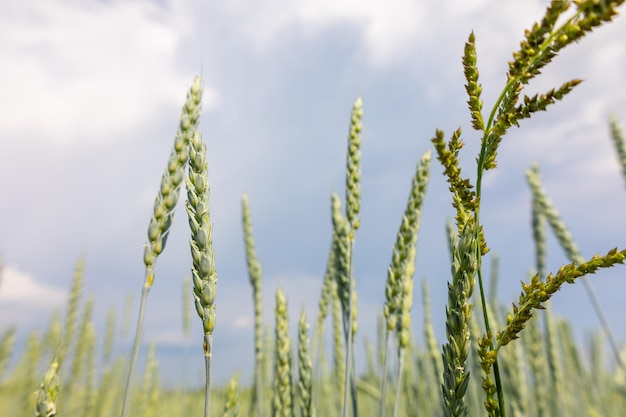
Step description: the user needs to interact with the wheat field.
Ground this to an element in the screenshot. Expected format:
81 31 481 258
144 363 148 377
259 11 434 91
1 1 626 416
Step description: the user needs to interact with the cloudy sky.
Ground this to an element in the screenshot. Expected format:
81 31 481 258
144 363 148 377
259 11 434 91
1 0 626 385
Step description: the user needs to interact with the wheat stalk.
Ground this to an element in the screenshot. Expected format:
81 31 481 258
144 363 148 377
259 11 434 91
121 76 203 417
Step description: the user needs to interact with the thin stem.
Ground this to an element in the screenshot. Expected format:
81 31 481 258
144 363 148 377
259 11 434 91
474 156 506 417
469 13 587 415
378 332 393 417
391 348 405 417
204 333 213 417
341 239 358 417
120 280 150 417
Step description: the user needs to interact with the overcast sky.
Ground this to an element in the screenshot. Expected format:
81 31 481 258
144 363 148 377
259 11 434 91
1 0 626 385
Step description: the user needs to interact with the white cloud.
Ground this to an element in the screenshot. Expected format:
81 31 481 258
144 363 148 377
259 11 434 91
0 0 218 145
221 0 431 66
0 264 65 305
220 0 549 68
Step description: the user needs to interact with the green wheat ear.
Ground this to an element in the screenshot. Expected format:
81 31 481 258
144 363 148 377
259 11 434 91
431 129 476 234
497 248 626 350
380 150 431 416
187 130 217 336
297 309 314 417
222 374 240 417
59 257 85 368
345 97 363 231
186 129 218 417
144 76 203 285
441 224 478 417
0 327 16 381
463 31 484 132
482 0 625 171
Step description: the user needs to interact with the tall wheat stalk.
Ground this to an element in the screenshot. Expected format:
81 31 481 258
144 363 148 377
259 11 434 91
121 76 203 417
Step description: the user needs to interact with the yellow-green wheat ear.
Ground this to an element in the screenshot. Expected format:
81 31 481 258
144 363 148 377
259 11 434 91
0 327 16 380
59 257 85 367
345 97 363 231
272 287 294 417
507 0 571 84
379 150 432 417
242 194 264 417
144 76 203 287
34 357 59 417
609 115 626 187
477 333 500 417
103 307 116 366
315 242 335 336
297 310 314 417
69 296 94 391
431 129 476 232
505 0 621 85
513 79 582 123
395 151 431 349
497 248 626 350
222 374 240 417
463 32 484 132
